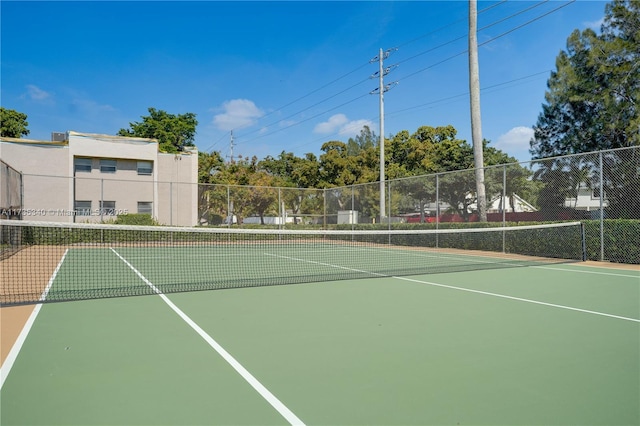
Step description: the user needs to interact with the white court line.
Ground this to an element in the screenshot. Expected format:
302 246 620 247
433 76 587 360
353 246 639 278
1 249 70 390
109 248 305 426
123 253 251 260
394 275 640 323
533 265 639 278
266 253 640 323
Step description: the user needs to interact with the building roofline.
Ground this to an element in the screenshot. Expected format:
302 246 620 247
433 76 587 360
158 148 198 156
0 137 68 146
68 130 158 144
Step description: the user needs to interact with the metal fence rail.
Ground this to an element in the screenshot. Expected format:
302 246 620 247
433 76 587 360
3 147 638 263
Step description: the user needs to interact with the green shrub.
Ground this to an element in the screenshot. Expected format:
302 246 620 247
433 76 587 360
582 219 640 264
112 214 160 226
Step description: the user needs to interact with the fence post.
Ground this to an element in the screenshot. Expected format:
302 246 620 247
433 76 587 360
351 186 355 231
436 173 440 248
278 187 282 230
599 151 604 261
387 181 392 231
100 178 104 223
502 165 506 225
502 165 506 253
226 185 231 228
323 189 326 229
19 169 24 219
3 164 7 214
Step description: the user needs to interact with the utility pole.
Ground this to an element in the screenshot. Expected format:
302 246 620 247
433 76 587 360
370 48 397 220
469 0 487 222
229 130 235 163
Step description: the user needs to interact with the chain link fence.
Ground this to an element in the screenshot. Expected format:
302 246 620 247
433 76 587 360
200 146 638 264
3 147 637 263
0 160 23 219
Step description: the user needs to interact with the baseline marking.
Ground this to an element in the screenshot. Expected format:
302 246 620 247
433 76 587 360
266 253 640 323
1 249 70 389
533 265 639 278
110 248 305 426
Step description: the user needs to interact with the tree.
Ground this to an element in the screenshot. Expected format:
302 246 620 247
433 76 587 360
602 148 640 219
197 151 226 224
194 122 533 224
260 151 321 189
198 151 225 184
118 107 198 153
247 171 281 225
260 152 323 224
530 0 639 219
530 0 639 158
346 125 376 156
0 108 29 138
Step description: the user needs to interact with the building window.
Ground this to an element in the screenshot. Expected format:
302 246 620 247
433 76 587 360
74 158 92 173
138 202 153 215
99 201 116 215
100 159 117 173
137 161 153 175
75 201 92 216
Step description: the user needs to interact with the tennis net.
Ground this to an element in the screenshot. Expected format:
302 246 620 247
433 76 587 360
0 219 586 305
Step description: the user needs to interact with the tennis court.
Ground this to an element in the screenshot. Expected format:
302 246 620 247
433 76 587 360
1 221 638 425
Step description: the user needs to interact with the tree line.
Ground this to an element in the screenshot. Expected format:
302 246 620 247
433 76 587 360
197 125 530 224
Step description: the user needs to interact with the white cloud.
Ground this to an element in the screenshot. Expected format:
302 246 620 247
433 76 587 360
213 99 264 131
496 126 534 149
278 119 297 128
314 114 348 134
338 119 375 137
314 114 374 138
24 84 53 103
69 98 115 114
584 17 605 31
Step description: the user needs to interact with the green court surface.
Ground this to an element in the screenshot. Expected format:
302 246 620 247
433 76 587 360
1 257 639 425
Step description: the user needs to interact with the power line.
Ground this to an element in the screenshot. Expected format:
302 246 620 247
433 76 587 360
479 0 576 48
284 70 552 153
233 1 513 142
396 0 508 49
236 93 371 144
241 0 511 135
204 131 231 154
395 1 575 84
235 75 371 141
386 70 552 118
231 0 575 152
395 0 549 67
258 62 371 123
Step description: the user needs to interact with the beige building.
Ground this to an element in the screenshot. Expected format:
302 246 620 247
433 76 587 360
0 131 198 226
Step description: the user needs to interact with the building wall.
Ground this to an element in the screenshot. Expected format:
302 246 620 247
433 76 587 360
0 140 71 222
156 151 198 226
67 132 160 223
0 132 198 226
564 186 608 211
72 158 156 222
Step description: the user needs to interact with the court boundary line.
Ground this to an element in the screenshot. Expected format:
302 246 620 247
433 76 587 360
1 249 69 390
395 275 640 323
533 265 639 278
266 253 640 323
109 248 305 426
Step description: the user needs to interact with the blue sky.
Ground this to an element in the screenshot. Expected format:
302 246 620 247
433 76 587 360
1 1 608 162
